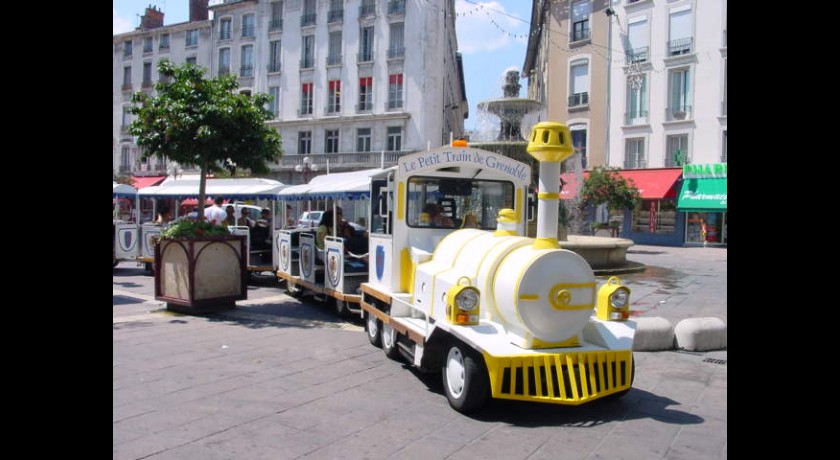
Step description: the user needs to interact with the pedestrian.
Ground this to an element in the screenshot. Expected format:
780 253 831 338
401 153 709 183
223 205 237 226
204 196 226 225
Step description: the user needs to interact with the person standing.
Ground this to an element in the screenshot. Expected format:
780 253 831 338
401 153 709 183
204 197 226 225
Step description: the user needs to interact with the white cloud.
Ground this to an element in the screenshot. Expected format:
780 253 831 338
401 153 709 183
113 8 133 35
455 0 528 54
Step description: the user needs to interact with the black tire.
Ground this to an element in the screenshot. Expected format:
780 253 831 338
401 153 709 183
365 310 382 347
335 298 350 318
285 281 303 298
381 323 401 360
442 343 489 413
113 259 119 268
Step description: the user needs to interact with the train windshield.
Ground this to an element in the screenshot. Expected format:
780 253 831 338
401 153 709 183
406 176 515 230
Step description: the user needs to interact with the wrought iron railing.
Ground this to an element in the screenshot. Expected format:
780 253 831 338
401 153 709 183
665 105 692 121
270 19 282 31
387 47 405 59
388 0 406 15
327 54 342 66
624 110 648 125
300 13 316 27
568 92 589 107
627 46 649 63
328 9 344 23
668 37 693 56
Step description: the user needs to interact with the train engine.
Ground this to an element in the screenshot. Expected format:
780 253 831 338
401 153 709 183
360 122 636 413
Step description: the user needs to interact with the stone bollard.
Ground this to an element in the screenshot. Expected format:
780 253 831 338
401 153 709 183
632 317 675 351
674 317 727 351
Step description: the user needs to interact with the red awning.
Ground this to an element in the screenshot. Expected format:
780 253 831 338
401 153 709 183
619 168 683 199
131 175 167 189
559 168 683 200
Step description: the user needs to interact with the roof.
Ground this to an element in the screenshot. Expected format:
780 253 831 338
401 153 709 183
139 177 287 200
113 182 138 198
278 169 386 201
560 168 683 200
131 175 167 189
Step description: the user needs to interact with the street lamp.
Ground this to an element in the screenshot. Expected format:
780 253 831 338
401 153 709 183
294 156 318 184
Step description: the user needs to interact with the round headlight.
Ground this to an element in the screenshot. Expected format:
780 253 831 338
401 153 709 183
610 288 629 308
455 288 479 311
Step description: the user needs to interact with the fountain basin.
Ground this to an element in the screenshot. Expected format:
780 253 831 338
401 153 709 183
559 235 645 275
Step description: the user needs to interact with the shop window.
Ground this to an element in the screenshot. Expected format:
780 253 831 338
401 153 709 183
632 199 676 234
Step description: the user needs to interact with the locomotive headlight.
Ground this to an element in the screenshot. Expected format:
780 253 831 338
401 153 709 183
597 276 631 321
446 283 480 325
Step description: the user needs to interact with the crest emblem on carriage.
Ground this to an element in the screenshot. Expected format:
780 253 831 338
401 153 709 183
327 249 340 287
375 245 385 281
301 244 311 278
279 240 289 270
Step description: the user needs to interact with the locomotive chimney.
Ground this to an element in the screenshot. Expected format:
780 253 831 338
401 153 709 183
526 122 574 249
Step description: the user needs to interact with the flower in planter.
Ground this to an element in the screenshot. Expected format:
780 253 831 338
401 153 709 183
161 218 231 239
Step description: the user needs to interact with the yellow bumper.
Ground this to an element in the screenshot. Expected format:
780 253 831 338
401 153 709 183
484 350 632 405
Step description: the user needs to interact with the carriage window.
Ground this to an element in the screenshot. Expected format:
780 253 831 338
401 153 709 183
406 177 514 229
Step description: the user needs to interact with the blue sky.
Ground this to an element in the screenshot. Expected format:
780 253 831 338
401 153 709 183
113 0 531 133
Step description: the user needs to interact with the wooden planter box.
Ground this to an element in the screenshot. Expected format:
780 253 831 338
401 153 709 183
154 235 248 314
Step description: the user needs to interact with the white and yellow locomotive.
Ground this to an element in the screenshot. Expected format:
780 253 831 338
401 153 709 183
359 122 636 412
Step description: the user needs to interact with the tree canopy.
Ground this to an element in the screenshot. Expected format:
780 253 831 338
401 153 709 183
129 60 282 215
581 166 641 210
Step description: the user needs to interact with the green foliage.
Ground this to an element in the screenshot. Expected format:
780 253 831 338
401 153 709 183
129 61 282 206
581 166 641 210
161 219 230 240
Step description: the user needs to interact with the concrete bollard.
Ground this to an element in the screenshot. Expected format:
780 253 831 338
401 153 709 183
632 317 675 351
674 317 727 351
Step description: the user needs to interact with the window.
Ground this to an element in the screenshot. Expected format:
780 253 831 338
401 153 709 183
633 200 676 234
158 59 171 83
328 31 342 65
358 77 373 111
359 26 374 62
389 0 406 15
406 177 514 231
242 14 255 37
220 18 231 40
328 80 341 113
569 60 589 107
123 40 133 57
269 40 281 72
570 125 587 168
357 128 371 152
325 129 340 153
625 74 647 124
665 134 689 167
388 74 404 109
388 22 405 58
121 146 132 172
240 45 254 77
122 66 132 88
298 131 312 154
668 8 693 55
159 33 170 50
122 106 131 128
186 29 199 47
142 62 153 87
270 1 283 30
328 0 344 23
624 138 645 169
667 68 691 120
360 0 375 17
571 0 590 42
387 126 402 152
186 56 197 65
627 18 649 62
302 0 316 26
219 48 231 75
268 86 280 118
722 58 727 116
301 34 315 68
721 131 727 163
143 36 153 53
300 83 313 115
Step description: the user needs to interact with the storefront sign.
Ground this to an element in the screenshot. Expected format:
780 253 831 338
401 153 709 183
683 163 727 179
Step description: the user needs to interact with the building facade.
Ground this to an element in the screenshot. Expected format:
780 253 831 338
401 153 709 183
112 0 468 184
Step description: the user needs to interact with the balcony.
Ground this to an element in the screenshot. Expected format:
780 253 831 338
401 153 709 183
141 79 153 88
328 9 344 23
358 52 373 63
325 104 341 115
121 83 133 91
327 54 342 66
668 37 693 56
240 65 253 77
623 159 647 169
119 165 132 174
627 46 649 63
242 26 255 37
388 0 406 15
624 110 648 125
277 151 412 171
387 47 405 59
297 106 313 117
159 43 170 51
268 62 281 73
665 105 692 121
721 101 727 116
269 19 283 31
568 92 589 108
664 151 691 168
300 13 316 27
219 67 230 76
359 3 375 18
300 57 314 69
357 102 372 112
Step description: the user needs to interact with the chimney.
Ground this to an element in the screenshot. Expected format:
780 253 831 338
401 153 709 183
526 122 575 250
139 5 164 30
190 0 209 22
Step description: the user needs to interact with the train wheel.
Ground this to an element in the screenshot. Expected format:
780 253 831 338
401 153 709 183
365 311 382 348
113 259 119 268
335 298 350 318
442 343 489 413
286 281 303 298
381 323 400 360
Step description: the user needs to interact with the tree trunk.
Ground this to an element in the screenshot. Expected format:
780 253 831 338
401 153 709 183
197 160 208 220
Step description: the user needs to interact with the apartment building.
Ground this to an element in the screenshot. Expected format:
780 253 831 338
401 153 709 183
112 0 468 184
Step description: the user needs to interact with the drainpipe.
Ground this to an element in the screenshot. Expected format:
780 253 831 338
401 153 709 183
605 4 615 167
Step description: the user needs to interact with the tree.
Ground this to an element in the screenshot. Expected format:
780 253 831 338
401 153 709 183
129 61 282 216
581 166 641 211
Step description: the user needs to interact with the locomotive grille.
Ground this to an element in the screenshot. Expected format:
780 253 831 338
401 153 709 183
486 350 633 404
